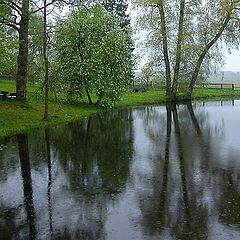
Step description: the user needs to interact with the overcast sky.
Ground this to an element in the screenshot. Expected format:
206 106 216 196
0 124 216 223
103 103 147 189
129 5 240 72
222 50 240 72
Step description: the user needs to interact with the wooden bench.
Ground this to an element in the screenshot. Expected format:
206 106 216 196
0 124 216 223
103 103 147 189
8 93 16 99
0 91 16 99
0 91 9 100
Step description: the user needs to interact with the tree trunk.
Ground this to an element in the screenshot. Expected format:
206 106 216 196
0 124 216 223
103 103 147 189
157 1 172 97
85 85 93 104
186 13 231 99
78 51 93 104
43 0 49 120
172 0 185 100
16 0 30 101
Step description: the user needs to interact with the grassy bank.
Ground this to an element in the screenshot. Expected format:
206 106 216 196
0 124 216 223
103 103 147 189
1 79 240 137
118 87 240 107
0 80 101 137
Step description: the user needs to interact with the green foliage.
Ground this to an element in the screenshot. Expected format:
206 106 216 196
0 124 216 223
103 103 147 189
0 2 11 21
100 0 130 28
0 26 18 78
55 4 134 106
27 15 45 83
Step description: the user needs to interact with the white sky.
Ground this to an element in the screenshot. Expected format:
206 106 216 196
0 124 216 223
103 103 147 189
222 50 240 72
129 4 240 72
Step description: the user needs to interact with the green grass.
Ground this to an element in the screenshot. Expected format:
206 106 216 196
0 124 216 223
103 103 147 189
0 79 101 137
117 88 166 107
1 79 240 137
0 79 16 92
192 88 240 99
118 87 240 107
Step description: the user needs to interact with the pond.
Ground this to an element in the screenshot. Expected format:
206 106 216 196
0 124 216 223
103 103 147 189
1 100 240 240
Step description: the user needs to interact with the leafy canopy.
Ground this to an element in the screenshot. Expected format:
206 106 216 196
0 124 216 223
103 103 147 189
56 4 134 106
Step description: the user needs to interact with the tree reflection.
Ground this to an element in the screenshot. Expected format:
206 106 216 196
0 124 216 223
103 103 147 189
17 133 36 240
135 101 236 239
0 204 21 239
218 171 240 225
50 109 133 196
45 129 53 235
135 102 240 239
186 101 202 136
48 109 134 238
172 104 191 233
161 104 172 213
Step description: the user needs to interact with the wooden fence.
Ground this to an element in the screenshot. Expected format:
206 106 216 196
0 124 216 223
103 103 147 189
201 83 240 90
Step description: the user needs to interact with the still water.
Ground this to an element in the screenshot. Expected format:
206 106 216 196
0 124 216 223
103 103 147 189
1 101 240 240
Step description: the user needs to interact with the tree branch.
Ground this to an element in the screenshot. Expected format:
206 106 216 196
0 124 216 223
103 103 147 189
187 12 232 98
0 0 22 15
0 16 19 31
32 0 57 14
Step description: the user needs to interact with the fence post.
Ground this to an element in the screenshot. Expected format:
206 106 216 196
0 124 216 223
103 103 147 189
232 84 234 90
221 84 223 89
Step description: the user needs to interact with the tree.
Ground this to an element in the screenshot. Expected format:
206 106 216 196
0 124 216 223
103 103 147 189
136 62 155 87
43 0 49 119
55 4 134 106
100 0 135 83
0 26 18 78
0 0 62 101
0 0 30 100
100 0 130 28
133 0 240 100
27 14 44 83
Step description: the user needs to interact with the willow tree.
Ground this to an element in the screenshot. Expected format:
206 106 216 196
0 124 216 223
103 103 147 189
133 0 240 100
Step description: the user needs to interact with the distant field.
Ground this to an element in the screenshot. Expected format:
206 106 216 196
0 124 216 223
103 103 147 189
207 71 240 83
134 71 240 87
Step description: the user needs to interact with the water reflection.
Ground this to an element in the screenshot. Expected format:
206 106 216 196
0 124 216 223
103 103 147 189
45 129 53 235
18 133 36 239
134 101 240 239
1 102 240 239
0 109 134 239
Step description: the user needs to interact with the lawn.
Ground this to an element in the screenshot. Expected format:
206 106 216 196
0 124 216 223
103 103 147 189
0 79 100 136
